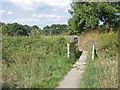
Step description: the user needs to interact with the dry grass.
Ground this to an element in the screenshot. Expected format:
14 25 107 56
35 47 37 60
79 31 118 88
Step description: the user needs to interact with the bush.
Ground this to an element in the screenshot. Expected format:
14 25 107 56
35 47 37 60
79 31 118 88
2 36 77 88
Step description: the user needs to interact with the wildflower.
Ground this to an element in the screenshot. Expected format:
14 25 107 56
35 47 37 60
108 27 114 35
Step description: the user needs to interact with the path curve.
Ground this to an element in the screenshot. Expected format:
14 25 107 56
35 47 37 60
55 50 87 88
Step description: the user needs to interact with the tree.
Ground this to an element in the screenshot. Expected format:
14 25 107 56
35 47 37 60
1 22 31 36
67 2 119 34
2 23 9 35
0 22 4 27
23 25 31 34
43 25 50 29
31 25 39 30
42 25 50 35
50 24 67 35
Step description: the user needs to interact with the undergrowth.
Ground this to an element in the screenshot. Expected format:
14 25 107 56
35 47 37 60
2 36 77 88
79 31 118 88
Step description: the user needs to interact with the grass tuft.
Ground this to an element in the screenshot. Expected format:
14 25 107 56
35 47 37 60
79 31 118 88
2 36 77 88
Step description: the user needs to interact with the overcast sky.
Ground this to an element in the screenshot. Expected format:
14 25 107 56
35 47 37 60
0 0 72 29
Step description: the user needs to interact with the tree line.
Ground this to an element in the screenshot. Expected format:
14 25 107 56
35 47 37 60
42 24 67 35
0 22 67 36
1 2 119 36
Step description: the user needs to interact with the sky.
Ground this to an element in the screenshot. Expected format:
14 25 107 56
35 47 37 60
0 0 72 29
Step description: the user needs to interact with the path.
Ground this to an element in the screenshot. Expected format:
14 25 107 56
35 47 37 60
55 50 87 88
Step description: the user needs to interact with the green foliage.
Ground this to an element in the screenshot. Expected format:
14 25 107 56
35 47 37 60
1 23 9 35
96 33 118 59
42 25 50 35
67 2 119 34
1 22 41 36
1 22 68 36
80 57 118 88
79 32 118 88
42 24 67 35
2 23 30 36
2 36 77 88
31 25 39 30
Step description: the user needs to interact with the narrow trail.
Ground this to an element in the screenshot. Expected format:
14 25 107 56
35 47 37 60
55 50 87 88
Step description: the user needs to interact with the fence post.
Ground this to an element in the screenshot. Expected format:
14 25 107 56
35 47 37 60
92 44 95 60
67 43 70 58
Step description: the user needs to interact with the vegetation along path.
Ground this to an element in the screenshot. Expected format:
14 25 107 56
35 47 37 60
55 50 87 88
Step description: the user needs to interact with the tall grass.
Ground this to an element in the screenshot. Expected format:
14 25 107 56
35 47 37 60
2 36 77 88
79 31 118 88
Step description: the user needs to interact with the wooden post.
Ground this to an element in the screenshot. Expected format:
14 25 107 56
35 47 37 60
67 43 70 58
67 37 78 58
92 44 95 60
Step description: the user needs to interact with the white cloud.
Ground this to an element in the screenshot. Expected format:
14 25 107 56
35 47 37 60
4 0 71 10
53 9 57 11
0 10 5 14
19 18 34 22
1 0 71 28
4 18 35 26
32 13 60 19
8 11 12 14
6 18 34 23
2 15 68 28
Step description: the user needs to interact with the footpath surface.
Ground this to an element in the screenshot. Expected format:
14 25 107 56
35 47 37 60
55 50 87 88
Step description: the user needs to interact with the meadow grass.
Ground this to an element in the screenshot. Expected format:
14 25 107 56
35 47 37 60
2 36 77 88
79 31 118 88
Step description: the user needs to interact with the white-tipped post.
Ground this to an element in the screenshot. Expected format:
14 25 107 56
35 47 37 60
67 43 70 58
92 44 95 60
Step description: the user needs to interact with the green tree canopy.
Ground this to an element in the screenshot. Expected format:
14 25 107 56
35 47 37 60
43 25 50 29
1 22 33 36
31 25 39 30
42 24 67 35
67 2 119 34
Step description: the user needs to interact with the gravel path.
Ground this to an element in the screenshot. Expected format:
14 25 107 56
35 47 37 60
55 50 87 88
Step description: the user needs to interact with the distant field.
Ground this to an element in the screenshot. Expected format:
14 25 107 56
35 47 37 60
2 36 77 88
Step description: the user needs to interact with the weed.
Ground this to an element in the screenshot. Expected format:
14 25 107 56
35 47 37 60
2 36 76 88
79 31 118 88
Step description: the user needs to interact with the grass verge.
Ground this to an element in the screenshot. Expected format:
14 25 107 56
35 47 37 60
79 31 118 88
2 36 77 88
